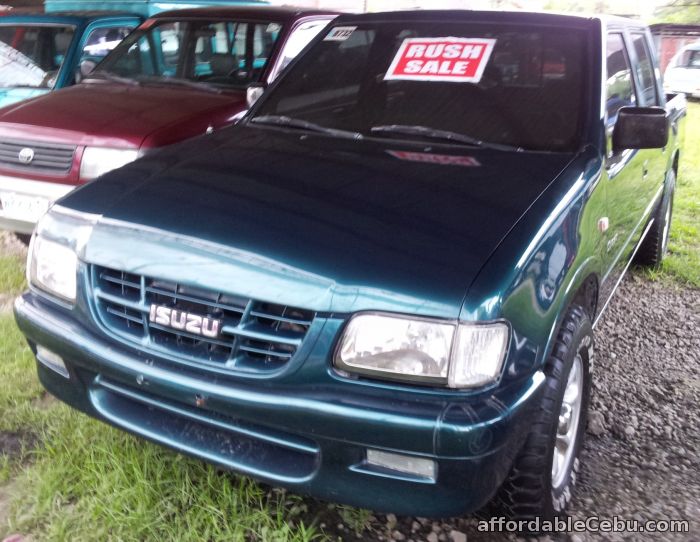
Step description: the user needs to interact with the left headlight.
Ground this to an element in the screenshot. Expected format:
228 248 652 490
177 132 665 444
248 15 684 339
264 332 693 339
335 313 509 389
28 206 98 303
79 147 139 181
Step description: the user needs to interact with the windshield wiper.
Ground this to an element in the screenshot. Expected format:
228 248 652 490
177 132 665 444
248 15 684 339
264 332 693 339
251 115 363 140
87 71 140 86
138 76 223 94
370 124 522 151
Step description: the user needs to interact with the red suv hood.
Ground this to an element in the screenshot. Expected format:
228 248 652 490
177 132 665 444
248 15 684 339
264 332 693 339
0 81 247 149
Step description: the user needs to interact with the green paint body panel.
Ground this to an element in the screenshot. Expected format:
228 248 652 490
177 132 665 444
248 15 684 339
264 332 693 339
13 9 686 517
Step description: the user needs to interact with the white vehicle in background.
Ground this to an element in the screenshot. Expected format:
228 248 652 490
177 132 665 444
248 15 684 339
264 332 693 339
664 41 700 98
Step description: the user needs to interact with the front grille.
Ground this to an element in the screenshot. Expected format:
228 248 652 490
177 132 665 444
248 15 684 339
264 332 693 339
0 140 76 173
91 265 315 373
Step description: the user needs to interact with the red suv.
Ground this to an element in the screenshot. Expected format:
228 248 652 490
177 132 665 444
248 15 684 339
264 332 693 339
0 6 337 240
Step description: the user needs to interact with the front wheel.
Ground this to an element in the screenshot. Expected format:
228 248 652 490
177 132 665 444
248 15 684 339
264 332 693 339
491 304 592 524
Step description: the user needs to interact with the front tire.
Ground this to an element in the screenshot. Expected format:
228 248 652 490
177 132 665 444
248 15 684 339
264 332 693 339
492 304 592 524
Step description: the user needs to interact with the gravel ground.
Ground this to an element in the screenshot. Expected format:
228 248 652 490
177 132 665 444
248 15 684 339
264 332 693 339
2 230 698 540
326 275 700 542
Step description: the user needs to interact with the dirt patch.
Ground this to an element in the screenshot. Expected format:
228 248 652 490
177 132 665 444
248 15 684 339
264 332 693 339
0 433 37 460
30 392 56 411
0 437 22 460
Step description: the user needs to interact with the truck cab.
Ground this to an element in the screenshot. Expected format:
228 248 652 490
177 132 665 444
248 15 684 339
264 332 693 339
0 6 337 239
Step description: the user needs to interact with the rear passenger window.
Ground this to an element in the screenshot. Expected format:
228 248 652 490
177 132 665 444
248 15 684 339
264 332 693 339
631 33 657 106
606 33 635 121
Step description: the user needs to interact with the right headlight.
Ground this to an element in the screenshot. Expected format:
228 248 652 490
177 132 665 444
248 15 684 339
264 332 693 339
28 205 99 303
335 313 509 388
79 147 139 181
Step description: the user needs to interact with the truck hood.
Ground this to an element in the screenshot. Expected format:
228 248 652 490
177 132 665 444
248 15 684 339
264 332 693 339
68 125 576 318
0 87 48 109
0 82 247 148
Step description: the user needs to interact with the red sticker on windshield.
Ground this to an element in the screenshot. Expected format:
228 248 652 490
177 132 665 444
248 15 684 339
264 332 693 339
384 37 496 83
387 150 481 167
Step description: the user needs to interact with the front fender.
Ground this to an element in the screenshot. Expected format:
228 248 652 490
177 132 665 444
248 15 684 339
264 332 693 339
461 147 605 382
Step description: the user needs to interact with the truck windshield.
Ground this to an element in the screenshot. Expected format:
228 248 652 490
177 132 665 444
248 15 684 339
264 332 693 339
0 24 75 88
96 19 283 90
252 22 588 151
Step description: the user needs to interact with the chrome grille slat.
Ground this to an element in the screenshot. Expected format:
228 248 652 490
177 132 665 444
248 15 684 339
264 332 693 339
0 140 76 173
144 285 247 315
91 265 315 373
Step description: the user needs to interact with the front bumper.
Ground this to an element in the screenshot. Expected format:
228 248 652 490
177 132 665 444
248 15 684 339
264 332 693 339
14 292 545 517
0 175 74 234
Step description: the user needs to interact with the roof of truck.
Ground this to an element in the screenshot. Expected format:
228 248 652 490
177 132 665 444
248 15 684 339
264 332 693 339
331 9 645 30
151 6 340 22
0 10 140 24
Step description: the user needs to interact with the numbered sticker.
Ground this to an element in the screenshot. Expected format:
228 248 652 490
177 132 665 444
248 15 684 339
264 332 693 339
324 26 357 42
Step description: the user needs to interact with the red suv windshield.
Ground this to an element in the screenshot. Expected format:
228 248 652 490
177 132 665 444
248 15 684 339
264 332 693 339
97 19 283 89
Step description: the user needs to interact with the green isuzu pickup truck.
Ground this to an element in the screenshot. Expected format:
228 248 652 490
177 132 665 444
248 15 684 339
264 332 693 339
14 9 686 523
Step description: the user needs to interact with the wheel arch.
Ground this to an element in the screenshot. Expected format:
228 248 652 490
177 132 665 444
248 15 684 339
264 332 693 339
541 261 600 370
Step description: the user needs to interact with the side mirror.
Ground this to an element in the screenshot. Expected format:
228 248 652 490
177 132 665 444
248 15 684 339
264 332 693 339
246 83 266 108
613 106 669 152
79 59 97 79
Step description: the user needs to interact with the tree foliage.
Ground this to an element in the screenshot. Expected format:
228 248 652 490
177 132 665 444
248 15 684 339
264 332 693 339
653 0 700 23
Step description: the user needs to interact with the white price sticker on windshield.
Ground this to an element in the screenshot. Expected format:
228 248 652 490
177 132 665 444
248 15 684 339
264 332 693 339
324 26 357 41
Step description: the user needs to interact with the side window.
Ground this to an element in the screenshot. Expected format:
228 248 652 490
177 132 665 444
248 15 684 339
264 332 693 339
233 22 247 60
631 33 658 106
690 50 700 68
158 24 181 71
110 34 154 76
273 20 330 78
82 26 134 62
252 23 278 74
606 33 636 121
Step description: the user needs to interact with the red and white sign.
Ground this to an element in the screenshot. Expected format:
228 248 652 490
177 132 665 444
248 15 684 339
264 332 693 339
384 37 496 83
387 150 481 167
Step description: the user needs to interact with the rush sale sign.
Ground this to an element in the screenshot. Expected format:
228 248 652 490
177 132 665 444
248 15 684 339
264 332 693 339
384 37 497 83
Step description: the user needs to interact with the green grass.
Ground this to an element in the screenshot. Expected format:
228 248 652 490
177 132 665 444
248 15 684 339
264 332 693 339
8 414 321 541
0 317 46 433
0 253 26 297
0 316 324 541
0 313 325 541
641 101 700 288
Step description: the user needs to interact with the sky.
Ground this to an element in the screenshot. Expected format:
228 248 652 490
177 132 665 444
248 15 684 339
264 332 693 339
269 0 668 20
